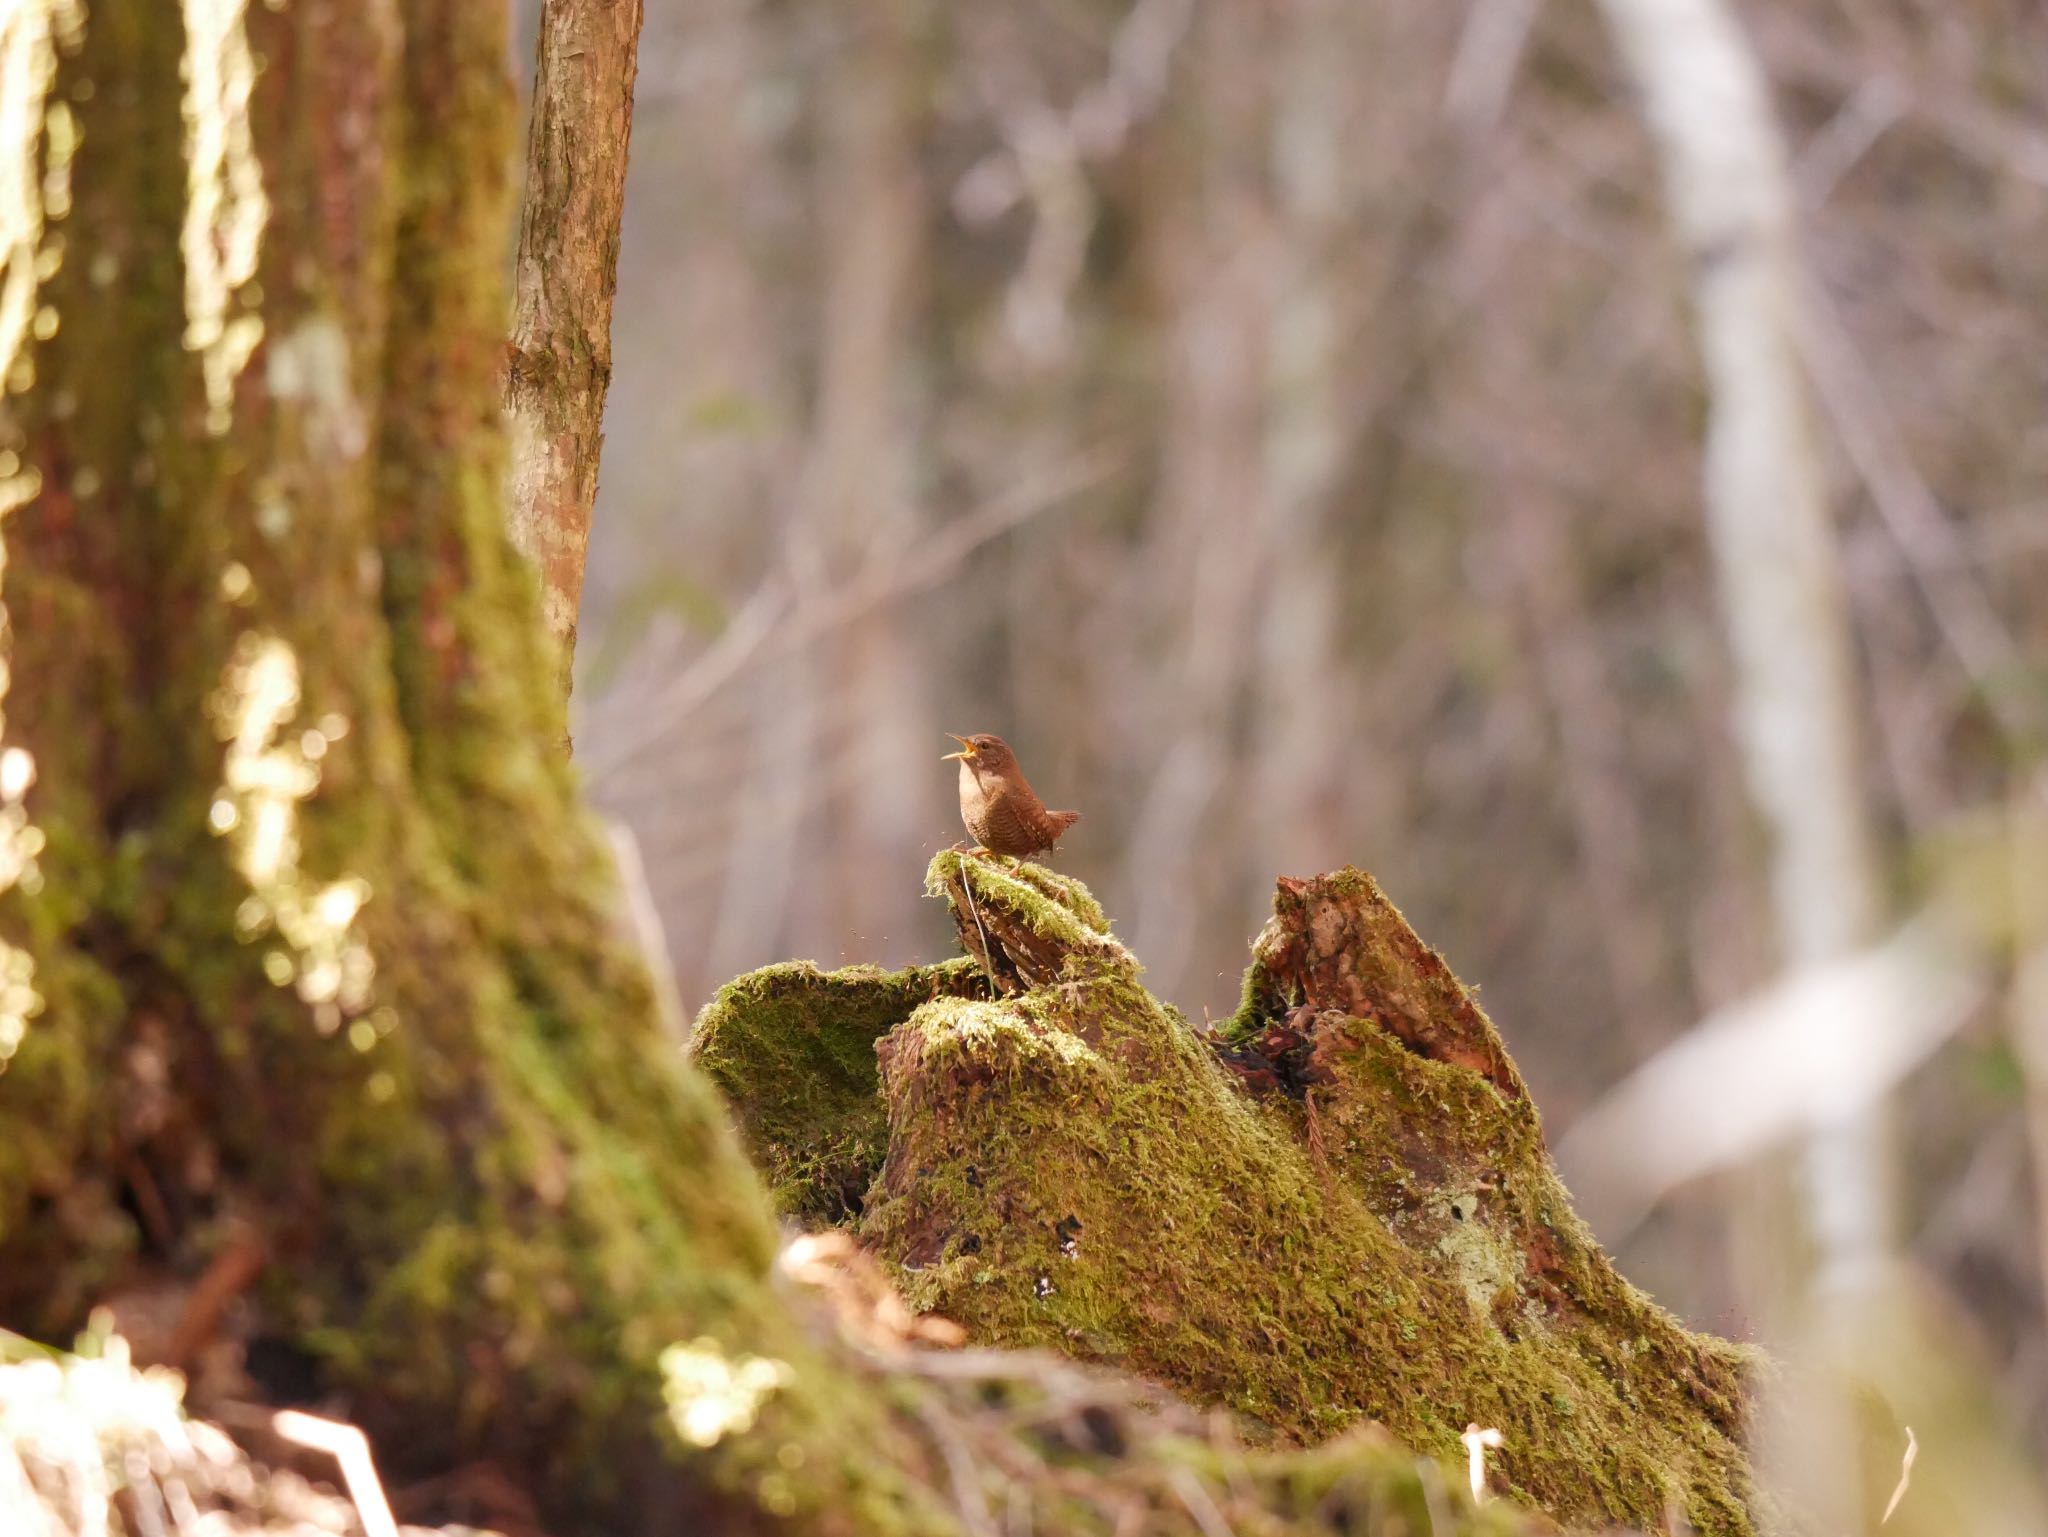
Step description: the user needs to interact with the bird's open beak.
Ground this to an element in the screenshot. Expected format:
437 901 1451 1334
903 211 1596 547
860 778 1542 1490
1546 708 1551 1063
941 733 976 762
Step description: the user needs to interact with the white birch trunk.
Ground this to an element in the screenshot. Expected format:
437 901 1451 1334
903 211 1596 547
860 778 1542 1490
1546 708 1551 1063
1588 0 1888 1288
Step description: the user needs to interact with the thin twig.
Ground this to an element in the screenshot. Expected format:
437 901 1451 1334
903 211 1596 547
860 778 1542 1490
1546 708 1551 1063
915 1400 1000 1537
271 1411 399 1537
166 1227 265 1371
1796 277 2040 742
1879 1425 1917 1525
1418 1459 1453 1537
1168 1468 1237 1537
960 859 995 977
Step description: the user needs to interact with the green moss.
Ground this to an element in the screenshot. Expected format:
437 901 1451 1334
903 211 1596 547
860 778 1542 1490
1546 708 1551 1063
866 971 1442 1429
1230 1429 1536 1535
925 850 1130 965
690 958 986 1222
849 859 1768 1535
1000 860 1111 934
1221 948 1290 1044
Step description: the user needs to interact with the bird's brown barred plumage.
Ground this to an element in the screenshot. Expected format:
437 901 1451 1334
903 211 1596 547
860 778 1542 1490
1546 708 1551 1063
945 733 1080 859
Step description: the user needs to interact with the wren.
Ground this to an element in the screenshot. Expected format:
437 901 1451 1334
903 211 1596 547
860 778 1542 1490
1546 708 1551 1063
942 733 1080 860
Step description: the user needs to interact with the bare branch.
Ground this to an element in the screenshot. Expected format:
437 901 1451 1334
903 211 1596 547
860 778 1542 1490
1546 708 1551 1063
506 0 646 696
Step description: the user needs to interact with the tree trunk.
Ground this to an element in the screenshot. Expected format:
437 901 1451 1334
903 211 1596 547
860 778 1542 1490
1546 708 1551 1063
1589 0 1890 1289
0 5 1545 1534
505 0 644 696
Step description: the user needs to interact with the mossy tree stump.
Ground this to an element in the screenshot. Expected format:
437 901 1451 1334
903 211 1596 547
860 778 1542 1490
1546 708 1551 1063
694 854 1768 1535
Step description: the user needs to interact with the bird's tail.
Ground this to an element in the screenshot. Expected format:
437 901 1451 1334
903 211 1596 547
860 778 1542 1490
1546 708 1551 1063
1049 809 1080 838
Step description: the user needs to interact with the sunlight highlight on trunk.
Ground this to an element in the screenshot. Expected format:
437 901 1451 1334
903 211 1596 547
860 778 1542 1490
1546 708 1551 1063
658 1338 793 1451
179 0 266 434
0 504 40 1071
0 0 77 407
0 0 67 1070
209 631 375 1036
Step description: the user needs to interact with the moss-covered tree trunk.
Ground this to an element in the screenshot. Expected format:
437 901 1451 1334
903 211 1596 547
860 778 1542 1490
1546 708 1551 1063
0 5 1545 1536
0 0 932 1529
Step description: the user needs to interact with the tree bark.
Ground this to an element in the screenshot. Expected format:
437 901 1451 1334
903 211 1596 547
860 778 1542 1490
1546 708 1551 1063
505 0 644 695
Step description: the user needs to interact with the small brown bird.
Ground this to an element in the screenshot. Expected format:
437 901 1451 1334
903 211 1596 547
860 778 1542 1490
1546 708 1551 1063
943 733 1080 860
